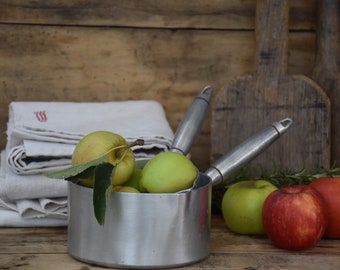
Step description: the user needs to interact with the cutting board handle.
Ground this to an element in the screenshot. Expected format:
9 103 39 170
254 0 289 77
315 0 338 71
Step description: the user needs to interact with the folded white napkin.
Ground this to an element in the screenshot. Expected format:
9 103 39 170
7 140 74 175
6 101 174 175
0 151 68 200
0 196 67 220
16 197 67 219
0 209 67 227
0 152 68 227
0 152 68 226
7 100 173 158
1 100 173 227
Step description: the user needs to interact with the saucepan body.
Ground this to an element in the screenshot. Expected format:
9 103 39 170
68 86 214 268
67 171 212 269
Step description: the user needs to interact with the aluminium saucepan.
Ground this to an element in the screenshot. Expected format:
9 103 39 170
68 91 292 269
68 85 214 268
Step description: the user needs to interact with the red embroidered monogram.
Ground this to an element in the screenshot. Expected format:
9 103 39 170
34 111 47 122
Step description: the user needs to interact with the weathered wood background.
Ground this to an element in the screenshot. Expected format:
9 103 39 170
0 0 338 171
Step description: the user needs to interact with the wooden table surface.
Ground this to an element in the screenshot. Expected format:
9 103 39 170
0 214 339 270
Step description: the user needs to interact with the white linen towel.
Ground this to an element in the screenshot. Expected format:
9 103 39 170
7 140 74 175
0 197 67 220
0 209 67 227
6 101 174 175
0 151 68 200
0 151 67 225
1 100 173 227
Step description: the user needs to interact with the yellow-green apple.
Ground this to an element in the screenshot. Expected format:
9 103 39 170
262 185 327 250
310 176 340 239
221 180 277 235
140 152 198 193
72 130 135 189
123 168 142 191
112 186 140 193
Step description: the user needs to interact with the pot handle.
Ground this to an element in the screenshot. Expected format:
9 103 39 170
170 85 214 155
206 118 293 186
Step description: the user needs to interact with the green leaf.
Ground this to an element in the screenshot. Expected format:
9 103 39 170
93 162 115 225
73 166 96 179
44 155 107 179
43 144 126 180
65 166 96 185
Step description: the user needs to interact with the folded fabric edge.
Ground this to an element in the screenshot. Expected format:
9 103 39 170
0 209 68 227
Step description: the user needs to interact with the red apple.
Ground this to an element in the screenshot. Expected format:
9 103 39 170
262 185 327 250
310 176 340 239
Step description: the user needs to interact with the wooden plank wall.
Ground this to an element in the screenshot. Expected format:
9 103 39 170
0 0 336 171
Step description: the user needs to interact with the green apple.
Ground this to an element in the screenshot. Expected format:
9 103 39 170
140 152 198 193
221 180 278 235
123 168 142 191
72 130 135 189
112 186 140 193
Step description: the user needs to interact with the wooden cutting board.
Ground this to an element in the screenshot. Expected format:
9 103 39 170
311 0 340 166
211 0 331 173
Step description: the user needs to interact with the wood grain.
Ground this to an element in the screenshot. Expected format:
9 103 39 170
0 0 316 30
0 24 316 170
311 0 340 166
211 0 331 173
0 216 340 270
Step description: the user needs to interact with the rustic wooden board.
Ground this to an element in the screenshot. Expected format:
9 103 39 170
311 0 340 165
1 216 340 270
0 227 67 254
211 0 331 173
0 0 316 30
0 24 316 170
1 252 340 270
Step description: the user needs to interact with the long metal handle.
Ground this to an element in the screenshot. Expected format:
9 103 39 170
206 118 293 186
170 85 214 155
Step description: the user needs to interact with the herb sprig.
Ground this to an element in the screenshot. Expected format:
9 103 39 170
224 164 340 188
211 164 340 214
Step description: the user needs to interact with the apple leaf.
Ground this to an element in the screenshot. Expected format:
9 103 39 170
93 162 115 225
64 166 97 185
44 141 143 181
43 144 127 180
44 154 108 180
72 166 96 179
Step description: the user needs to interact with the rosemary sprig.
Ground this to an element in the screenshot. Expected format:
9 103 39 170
224 164 340 188
211 164 340 214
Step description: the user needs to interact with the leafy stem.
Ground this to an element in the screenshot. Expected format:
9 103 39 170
44 139 144 181
44 139 144 225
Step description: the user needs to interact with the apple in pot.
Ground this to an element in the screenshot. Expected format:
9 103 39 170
221 180 278 235
72 130 136 189
310 176 340 239
123 168 142 191
45 130 141 225
140 151 198 193
262 185 327 250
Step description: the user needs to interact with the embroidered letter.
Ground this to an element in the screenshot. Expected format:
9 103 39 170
34 111 47 122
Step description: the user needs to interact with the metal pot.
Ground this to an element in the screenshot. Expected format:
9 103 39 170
67 90 292 268
68 86 214 268
68 174 211 269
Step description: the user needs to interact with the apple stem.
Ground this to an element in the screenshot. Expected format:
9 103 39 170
129 139 145 148
115 139 144 158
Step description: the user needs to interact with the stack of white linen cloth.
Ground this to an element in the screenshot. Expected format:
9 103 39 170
0 101 174 227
